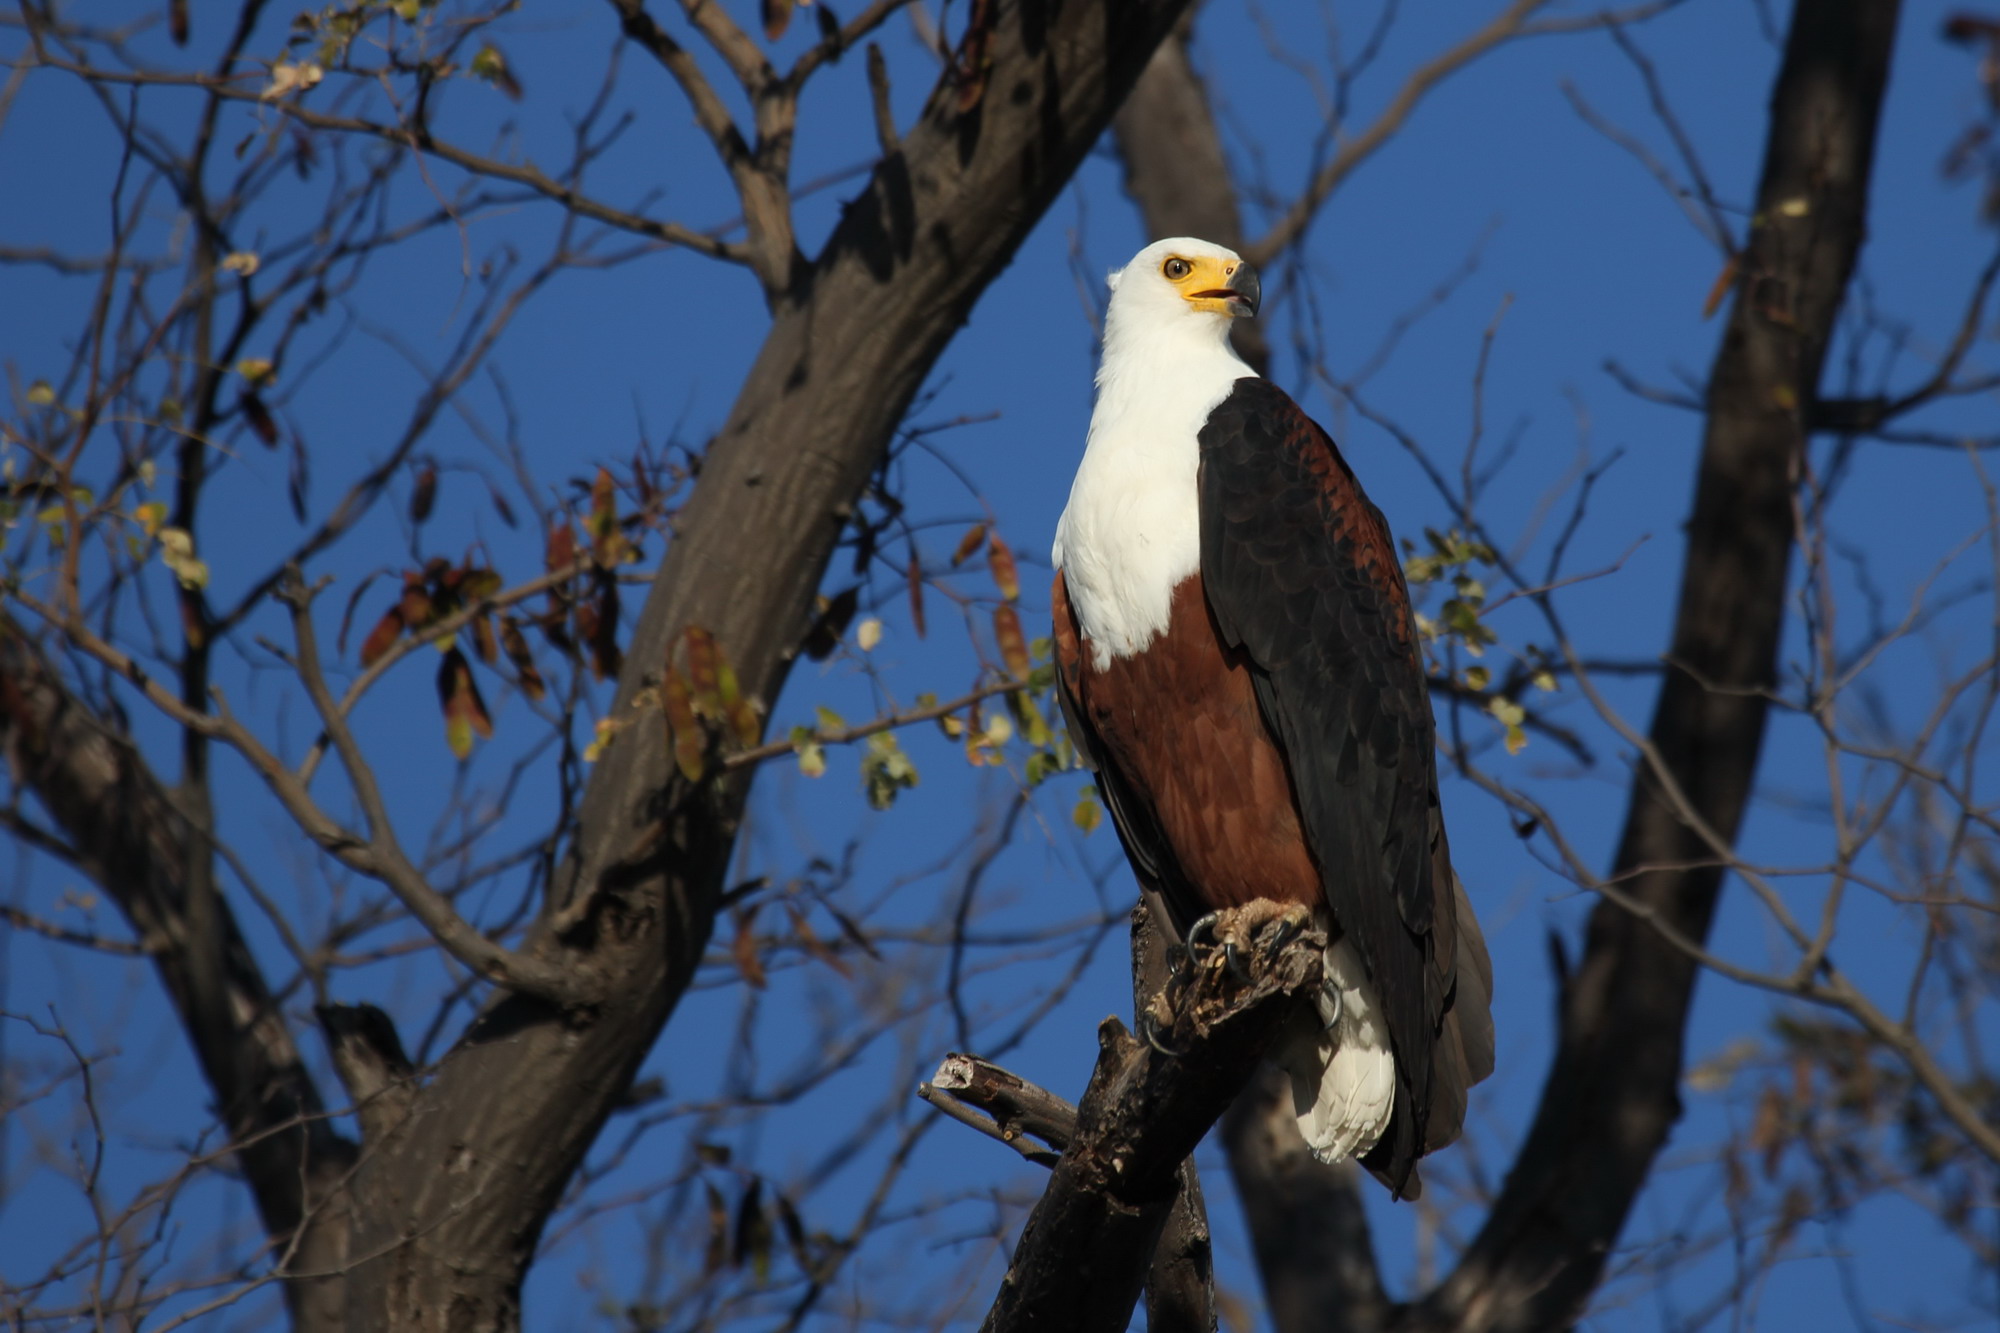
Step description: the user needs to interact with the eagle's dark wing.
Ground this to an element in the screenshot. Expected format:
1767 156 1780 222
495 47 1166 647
1197 375 1473 1192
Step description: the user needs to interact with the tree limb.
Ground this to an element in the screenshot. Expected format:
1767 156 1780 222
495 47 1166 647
321 4 1202 1325
1414 3 1904 1327
977 906 1325 1333
0 615 355 1330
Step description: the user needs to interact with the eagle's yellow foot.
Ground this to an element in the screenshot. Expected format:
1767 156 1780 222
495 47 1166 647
1182 910 1247 982
1138 996 1186 1056
1184 901 1312 982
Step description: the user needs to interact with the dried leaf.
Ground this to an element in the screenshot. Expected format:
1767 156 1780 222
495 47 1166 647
803 586 859 661
1751 1084 1786 1179
785 902 849 978
471 612 498 666
486 479 517 528
458 566 502 602
987 532 1019 601
546 522 576 574
469 42 522 100
762 0 793 41
241 391 280 448
685 625 720 705
952 0 994 113
437 648 493 759
410 466 437 523
951 523 988 567
499 615 545 700
336 570 385 656
993 604 1029 679
359 606 406 667
774 1190 809 1266
703 1180 730 1275
588 467 626 566
856 617 882 652
397 572 434 634
1702 251 1740 319
582 717 619 763
731 905 767 990
288 431 310 521
733 1176 773 1280
662 666 705 783
906 548 927 638
727 693 762 750
588 573 622 680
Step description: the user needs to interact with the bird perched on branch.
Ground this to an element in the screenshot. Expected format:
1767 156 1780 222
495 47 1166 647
1050 237 1494 1197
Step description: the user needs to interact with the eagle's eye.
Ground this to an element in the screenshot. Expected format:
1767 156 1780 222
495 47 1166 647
1162 257 1192 281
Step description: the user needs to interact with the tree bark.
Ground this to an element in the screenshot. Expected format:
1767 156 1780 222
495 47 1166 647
1132 894 1217 1333
980 910 1325 1333
1414 2 1901 1327
323 3 1198 1327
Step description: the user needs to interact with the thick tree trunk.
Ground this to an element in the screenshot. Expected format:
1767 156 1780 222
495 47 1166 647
326 3 1196 1327
1414 2 1901 1327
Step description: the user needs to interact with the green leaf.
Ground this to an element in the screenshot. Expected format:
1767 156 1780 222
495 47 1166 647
1073 787 1102 835
861 732 918 809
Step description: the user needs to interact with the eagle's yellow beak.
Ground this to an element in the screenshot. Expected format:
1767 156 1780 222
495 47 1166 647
1168 254 1260 318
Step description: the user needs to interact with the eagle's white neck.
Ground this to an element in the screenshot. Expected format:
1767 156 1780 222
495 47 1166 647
1053 311 1254 668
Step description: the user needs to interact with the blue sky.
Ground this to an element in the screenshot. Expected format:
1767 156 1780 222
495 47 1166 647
4 1 1997 1328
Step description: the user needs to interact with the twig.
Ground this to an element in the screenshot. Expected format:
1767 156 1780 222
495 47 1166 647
721 677 1029 771
920 1052 1076 1167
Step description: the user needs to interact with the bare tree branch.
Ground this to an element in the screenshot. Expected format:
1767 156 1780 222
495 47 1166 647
0 616 355 1330
1416 3 1904 1327
976 907 1325 1333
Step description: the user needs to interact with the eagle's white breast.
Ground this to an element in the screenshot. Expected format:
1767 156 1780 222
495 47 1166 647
1052 298 1254 670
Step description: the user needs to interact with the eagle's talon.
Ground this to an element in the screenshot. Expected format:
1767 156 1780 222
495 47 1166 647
1140 1008 1186 1056
1183 911 1223 966
1261 913 1308 955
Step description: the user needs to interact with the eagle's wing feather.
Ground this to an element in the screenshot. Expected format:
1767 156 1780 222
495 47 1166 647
1197 376 1459 1187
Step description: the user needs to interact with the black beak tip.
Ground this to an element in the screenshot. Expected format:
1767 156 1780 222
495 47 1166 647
1228 263 1262 317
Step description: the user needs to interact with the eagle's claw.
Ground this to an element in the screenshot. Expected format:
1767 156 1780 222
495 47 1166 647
1185 911 1256 984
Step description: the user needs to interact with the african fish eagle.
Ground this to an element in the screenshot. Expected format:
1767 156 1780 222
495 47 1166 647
1050 237 1495 1197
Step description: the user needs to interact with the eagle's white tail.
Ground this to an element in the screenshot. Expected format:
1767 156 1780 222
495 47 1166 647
1274 931 1396 1164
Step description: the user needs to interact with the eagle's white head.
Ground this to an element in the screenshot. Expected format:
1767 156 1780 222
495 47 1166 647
1103 236 1261 352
